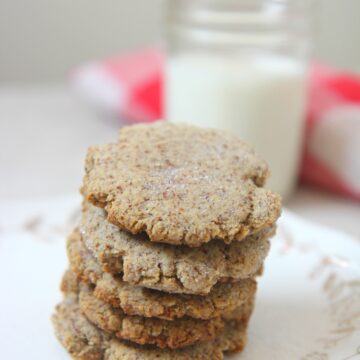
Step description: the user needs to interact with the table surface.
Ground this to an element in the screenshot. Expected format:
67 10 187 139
1 85 359 240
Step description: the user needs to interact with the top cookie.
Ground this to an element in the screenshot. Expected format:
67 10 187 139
82 122 281 247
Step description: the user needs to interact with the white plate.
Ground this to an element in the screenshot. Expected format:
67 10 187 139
0 196 359 360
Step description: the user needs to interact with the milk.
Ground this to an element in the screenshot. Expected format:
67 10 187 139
166 53 307 199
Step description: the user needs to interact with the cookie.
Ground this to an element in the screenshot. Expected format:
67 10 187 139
52 296 248 360
66 230 257 320
81 203 272 294
52 295 109 360
82 122 281 247
78 283 225 349
61 272 227 349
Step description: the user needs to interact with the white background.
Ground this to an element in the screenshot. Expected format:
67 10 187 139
0 0 360 82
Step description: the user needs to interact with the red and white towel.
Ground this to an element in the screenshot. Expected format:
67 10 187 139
73 50 360 200
73 49 164 121
301 64 360 200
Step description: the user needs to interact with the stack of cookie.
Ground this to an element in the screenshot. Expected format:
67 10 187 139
52 123 281 360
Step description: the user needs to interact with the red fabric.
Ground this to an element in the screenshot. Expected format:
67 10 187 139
300 63 360 200
103 49 164 120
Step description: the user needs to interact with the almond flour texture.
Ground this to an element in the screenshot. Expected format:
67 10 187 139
82 123 281 247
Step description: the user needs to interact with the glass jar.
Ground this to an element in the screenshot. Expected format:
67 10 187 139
165 0 312 200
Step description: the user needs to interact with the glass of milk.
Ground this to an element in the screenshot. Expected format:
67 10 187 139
165 0 312 200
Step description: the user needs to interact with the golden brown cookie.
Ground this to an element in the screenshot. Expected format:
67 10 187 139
52 295 248 360
82 122 281 247
78 284 225 349
52 295 109 360
61 272 228 350
66 230 258 320
81 203 272 294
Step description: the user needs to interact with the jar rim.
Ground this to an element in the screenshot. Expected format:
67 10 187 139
165 0 312 54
